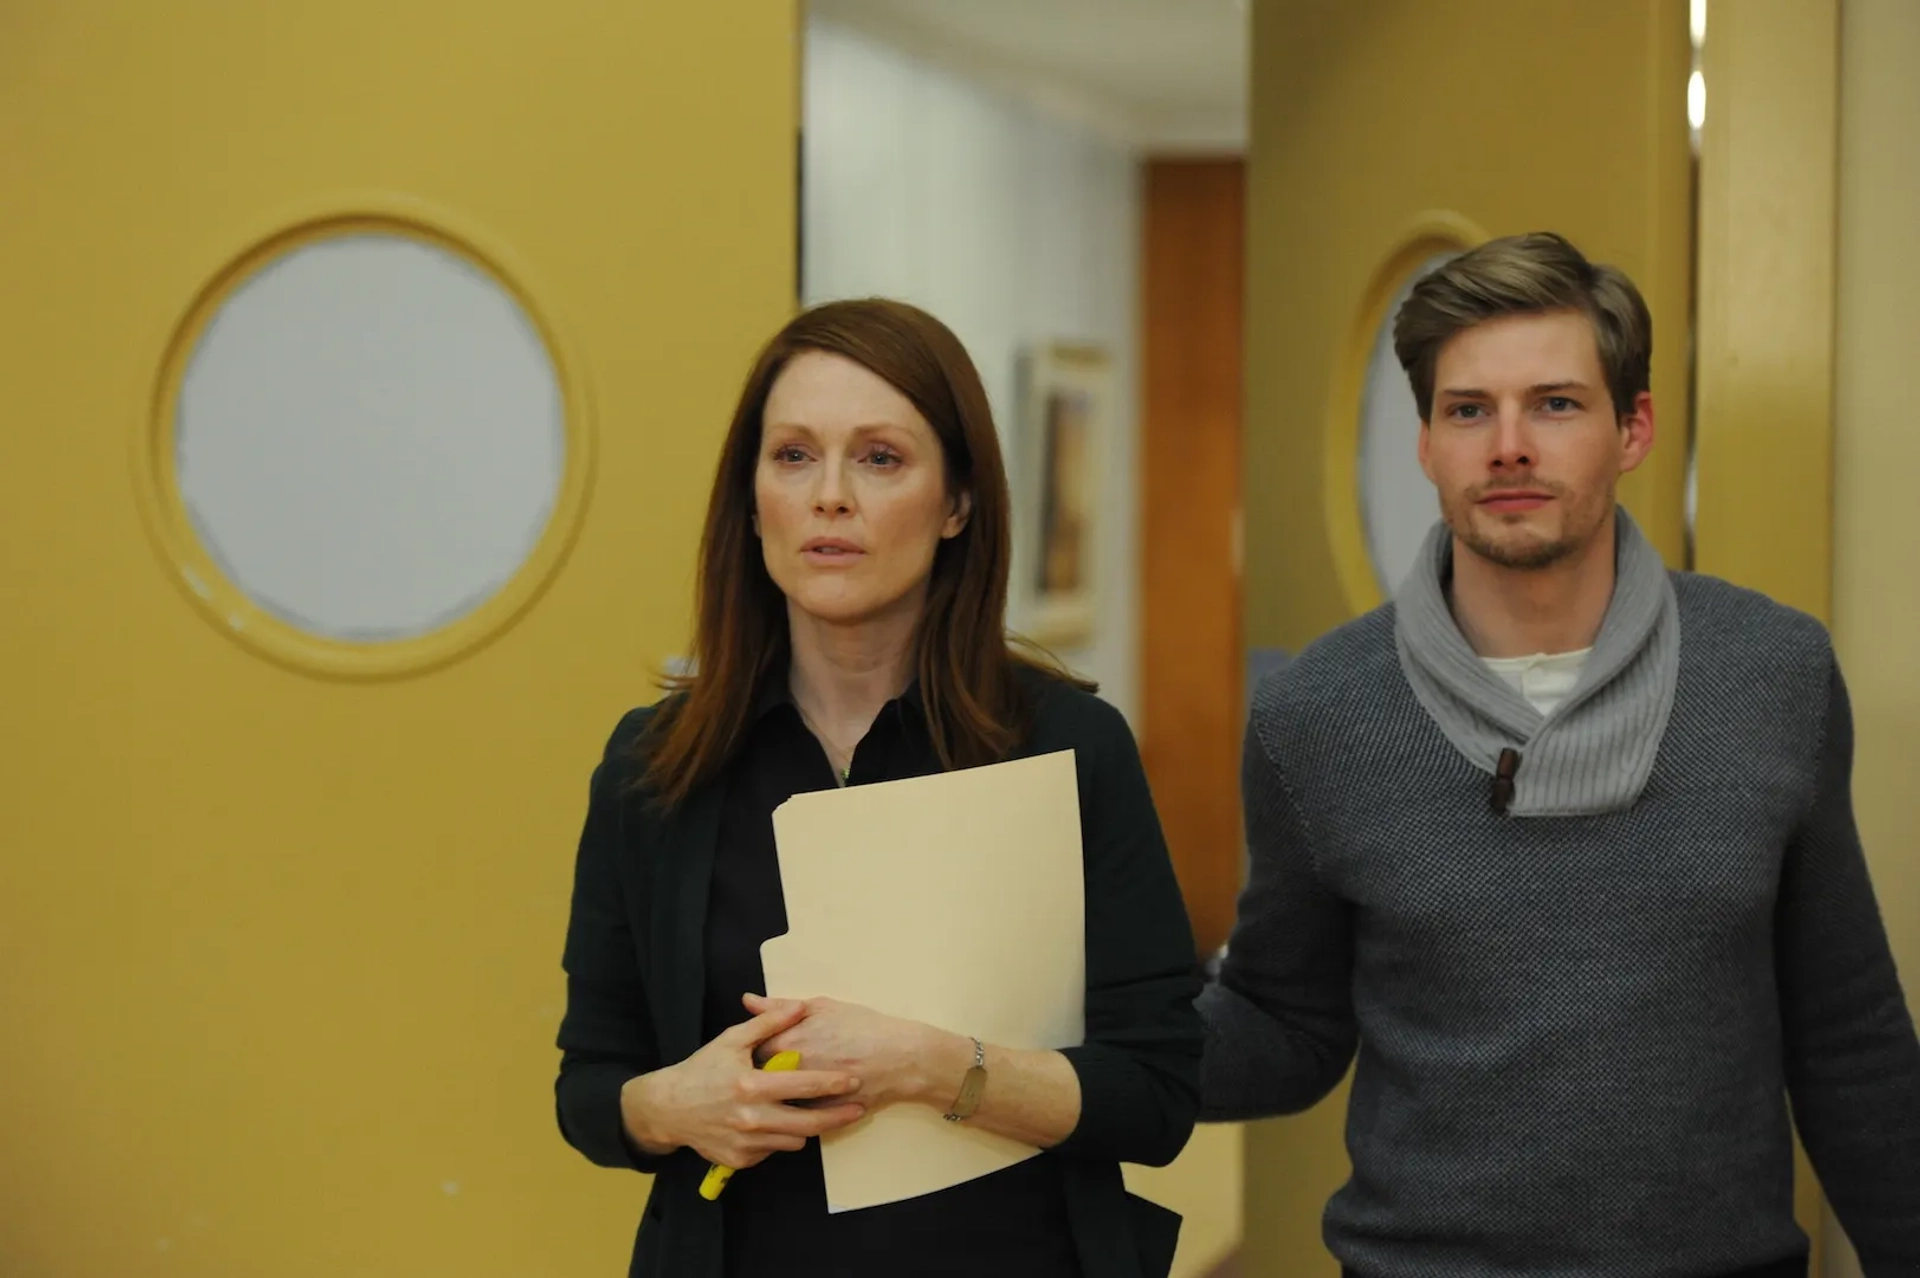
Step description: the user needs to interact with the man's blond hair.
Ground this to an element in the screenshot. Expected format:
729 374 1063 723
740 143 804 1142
1393 231 1652 422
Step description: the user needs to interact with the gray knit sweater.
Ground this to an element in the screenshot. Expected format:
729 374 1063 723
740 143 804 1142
1199 572 1920 1277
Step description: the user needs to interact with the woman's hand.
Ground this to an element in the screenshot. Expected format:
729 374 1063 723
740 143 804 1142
619 1000 867 1170
747 993 970 1111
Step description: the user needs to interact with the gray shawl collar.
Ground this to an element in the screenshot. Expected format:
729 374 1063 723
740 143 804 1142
1392 508 1681 817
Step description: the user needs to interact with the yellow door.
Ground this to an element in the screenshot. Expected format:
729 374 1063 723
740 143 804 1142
1240 1 1693 1272
0 4 795 1275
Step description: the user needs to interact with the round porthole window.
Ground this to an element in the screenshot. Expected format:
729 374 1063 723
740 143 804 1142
144 218 589 676
1356 251 1455 595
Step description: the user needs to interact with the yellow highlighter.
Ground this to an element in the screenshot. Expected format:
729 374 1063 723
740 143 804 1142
698 1050 802 1200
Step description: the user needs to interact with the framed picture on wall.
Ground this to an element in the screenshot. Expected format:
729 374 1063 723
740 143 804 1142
1016 341 1109 651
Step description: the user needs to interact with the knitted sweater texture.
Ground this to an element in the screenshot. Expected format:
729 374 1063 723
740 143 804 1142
1199 572 1920 1277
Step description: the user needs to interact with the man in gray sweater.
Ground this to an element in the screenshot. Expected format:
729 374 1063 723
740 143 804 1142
1200 232 1920 1277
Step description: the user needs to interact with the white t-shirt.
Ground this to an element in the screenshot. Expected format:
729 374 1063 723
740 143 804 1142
1481 648 1593 717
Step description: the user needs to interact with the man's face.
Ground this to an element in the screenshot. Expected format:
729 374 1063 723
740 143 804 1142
1418 309 1654 570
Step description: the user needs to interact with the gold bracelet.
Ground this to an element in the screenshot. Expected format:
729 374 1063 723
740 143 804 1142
943 1036 987 1122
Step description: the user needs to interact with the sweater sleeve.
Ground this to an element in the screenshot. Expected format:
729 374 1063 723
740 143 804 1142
1778 657 1920 1272
1197 699 1357 1121
553 708 672 1173
1050 695 1205 1169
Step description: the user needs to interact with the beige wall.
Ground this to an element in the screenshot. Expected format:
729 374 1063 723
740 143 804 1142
1824 2 1920 1273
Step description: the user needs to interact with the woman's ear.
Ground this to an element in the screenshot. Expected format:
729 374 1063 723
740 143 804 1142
942 489 973 540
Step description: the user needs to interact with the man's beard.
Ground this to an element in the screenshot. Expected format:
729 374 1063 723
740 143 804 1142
1443 479 1604 571
1458 523 1577 570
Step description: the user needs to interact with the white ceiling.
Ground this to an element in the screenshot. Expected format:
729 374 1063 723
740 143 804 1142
808 0 1249 152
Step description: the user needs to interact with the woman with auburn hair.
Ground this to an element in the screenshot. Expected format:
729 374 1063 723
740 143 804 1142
554 298 1201 1278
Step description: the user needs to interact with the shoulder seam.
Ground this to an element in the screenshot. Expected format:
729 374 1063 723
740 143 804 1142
1794 648 1843 838
1247 702 1327 887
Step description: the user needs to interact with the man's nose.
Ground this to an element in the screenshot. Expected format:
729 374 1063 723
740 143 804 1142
1488 408 1537 469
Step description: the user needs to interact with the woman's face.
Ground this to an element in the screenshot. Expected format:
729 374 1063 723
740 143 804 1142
754 351 970 629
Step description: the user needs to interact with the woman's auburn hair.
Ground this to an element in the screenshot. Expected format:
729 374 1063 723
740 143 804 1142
635 297 1091 808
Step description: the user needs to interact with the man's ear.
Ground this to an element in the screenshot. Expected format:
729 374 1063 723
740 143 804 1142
1617 391 1656 475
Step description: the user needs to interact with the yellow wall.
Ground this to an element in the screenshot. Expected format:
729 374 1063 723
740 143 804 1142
1244 0 1692 657
1824 2 1920 1272
0 4 797 1274
1694 0 1839 622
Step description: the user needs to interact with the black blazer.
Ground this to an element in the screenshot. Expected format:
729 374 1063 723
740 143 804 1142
554 674 1205 1277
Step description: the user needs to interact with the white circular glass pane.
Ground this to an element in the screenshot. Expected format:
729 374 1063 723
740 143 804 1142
1357 252 1455 596
175 234 566 642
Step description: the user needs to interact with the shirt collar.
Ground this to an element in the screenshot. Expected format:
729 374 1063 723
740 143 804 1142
747 670 926 725
748 671 793 724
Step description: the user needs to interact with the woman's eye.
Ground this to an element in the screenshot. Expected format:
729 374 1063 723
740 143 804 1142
772 445 808 463
867 449 903 467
